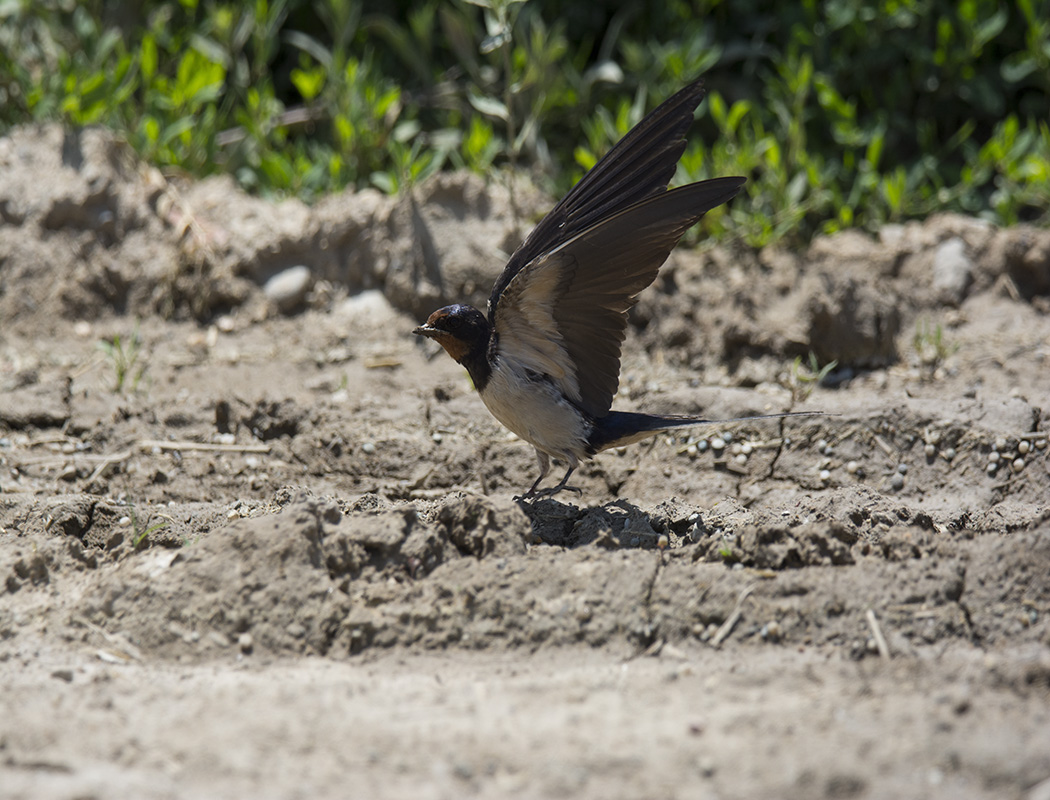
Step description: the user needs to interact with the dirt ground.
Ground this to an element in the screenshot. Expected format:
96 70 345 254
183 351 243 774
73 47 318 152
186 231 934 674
1 125 1049 799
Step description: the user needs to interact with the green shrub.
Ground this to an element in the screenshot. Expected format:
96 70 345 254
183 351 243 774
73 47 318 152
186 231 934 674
1 0 1047 242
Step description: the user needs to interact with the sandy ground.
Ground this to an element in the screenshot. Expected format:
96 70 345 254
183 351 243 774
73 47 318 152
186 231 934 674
1 125 1049 799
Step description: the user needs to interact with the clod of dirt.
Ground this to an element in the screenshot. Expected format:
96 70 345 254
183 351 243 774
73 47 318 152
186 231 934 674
2 547 51 593
0 376 71 429
437 492 529 558
700 523 857 568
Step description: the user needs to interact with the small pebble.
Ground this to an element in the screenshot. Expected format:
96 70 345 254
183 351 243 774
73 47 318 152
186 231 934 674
730 443 742 456
735 453 748 466
1035 438 1047 450
263 265 312 312
986 462 998 476
1011 458 1024 473
942 447 956 461
119 516 131 526
846 460 860 475
924 443 936 458
723 432 733 442
890 474 905 491
741 442 753 455
710 437 725 452
897 463 908 475
1018 440 1030 455
817 439 828 452
988 451 1000 464
697 440 709 452
761 621 783 643
657 534 669 550
819 469 831 483
994 437 1008 452
431 432 443 443
238 633 253 654
361 442 376 454
686 444 698 457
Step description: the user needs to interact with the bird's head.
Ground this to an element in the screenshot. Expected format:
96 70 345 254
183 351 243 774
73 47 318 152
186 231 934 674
413 304 490 363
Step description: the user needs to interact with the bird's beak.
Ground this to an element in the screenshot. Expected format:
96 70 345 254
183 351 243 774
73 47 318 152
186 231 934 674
413 323 437 339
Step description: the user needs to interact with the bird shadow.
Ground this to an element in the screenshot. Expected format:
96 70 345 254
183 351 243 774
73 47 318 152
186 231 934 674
515 496 680 549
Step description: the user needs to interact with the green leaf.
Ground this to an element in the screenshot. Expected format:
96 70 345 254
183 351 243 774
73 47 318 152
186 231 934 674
190 34 230 69
290 65 325 101
574 145 597 171
468 92 509 121
370 171 397 193
284 30 332 69
1001 53 1037 83
141 34 158 81
161 116 196 146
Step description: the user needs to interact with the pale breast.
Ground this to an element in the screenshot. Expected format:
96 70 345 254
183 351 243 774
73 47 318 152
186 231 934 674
479 357 591 466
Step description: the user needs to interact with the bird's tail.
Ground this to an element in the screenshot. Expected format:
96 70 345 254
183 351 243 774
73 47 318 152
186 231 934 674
588 410 821 453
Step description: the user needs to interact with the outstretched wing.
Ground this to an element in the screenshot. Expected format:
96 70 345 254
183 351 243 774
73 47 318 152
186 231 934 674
493 177 746 419
488 79 709 322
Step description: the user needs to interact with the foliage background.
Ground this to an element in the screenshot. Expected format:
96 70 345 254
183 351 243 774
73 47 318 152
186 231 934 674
2 0 1048 244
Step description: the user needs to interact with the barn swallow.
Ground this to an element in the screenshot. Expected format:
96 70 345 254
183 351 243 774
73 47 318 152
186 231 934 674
415 79 811 498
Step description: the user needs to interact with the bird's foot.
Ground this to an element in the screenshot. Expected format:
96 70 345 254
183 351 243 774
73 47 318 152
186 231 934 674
515 484 583 503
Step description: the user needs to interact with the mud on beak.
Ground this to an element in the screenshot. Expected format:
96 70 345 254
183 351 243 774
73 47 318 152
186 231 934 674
413 323 438 338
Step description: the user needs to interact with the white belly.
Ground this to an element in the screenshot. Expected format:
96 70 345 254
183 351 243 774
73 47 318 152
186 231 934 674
479 358 590 466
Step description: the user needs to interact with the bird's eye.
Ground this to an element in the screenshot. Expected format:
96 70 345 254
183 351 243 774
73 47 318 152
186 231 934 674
447 316 463 330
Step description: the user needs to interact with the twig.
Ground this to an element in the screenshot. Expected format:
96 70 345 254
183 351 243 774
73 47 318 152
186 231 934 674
78 619 143 662
866 609 891 660
364 356 403 369
138 439 271 454
711 584 755 648
872 434 895 457
26 435 78 447
84 451 133 484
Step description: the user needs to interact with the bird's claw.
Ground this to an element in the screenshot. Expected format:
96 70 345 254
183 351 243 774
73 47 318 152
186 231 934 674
515 484 583 503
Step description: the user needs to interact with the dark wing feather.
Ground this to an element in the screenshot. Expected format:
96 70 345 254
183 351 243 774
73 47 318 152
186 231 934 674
488 79 709 321
494 177 745 418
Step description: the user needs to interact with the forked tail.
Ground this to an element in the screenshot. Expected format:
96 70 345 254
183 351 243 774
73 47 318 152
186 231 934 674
588 410 822 453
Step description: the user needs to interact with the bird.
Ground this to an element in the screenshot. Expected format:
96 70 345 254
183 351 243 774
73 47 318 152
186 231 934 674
415 78 811 499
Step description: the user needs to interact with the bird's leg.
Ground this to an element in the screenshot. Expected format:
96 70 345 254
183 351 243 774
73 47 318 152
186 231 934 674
515 449 551 501
522 465 583 501
548 466 583 497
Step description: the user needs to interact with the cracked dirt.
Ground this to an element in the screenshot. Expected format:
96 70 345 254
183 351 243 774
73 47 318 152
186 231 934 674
1 126 1049 799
